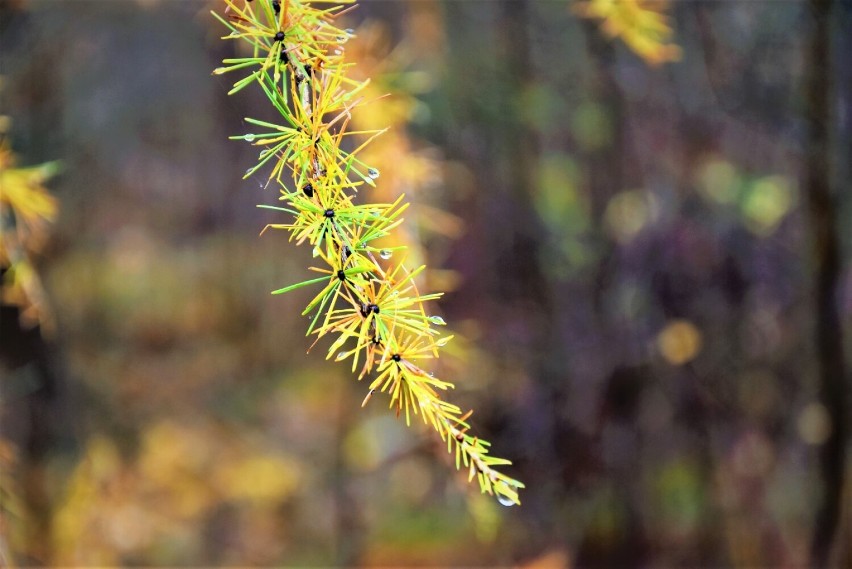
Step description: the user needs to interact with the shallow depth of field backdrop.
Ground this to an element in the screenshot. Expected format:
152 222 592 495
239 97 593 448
1 0 851 566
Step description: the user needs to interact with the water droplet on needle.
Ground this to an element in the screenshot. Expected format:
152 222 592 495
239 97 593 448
497 494 516 507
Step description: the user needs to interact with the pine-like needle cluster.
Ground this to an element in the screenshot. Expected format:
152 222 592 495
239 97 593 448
213 0 523 506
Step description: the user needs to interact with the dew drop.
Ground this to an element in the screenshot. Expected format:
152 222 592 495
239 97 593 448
367 168 380 179
379 249 392 260
336 352 348 361
259 149 270 157
428 315 447 326
312 246 320 258
244 133 256 142
245 168 253 176
229 31 239 37
497 494 516 507
494 481 519 507
435 337 450 347
345 28 356 36
213 67 227 75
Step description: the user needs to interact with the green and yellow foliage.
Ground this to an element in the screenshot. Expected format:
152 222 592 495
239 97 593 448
0 138 59 330
575 0 681 65
212 0 523 505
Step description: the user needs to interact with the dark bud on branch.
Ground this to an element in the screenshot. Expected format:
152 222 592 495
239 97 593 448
360 303 380 317
302 183 313 197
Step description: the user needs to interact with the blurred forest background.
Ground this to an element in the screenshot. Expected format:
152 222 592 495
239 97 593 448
1 0 851 566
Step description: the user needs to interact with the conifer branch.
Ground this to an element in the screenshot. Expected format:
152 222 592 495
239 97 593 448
214 0 524 506
575 0 681 65
0 138 60 332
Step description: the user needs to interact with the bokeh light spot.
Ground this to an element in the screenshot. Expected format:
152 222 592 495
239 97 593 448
570 101 612 151
604 190 658 243
741 175 795 236
797 402 831 445
657 320 702 365
697 159 740 205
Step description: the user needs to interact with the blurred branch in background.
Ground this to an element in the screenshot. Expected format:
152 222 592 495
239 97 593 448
575 0 681 66
0 141 59 333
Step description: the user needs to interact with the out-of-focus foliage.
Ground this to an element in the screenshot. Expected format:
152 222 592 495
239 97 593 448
0 130 59 565
0 439 22 565
53 423 301 564
575 0 681 65
345 22 463 289
0 138 59 330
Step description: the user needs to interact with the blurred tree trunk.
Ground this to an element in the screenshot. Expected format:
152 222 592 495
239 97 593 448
0 306 66 564
804 0 847 566
440 0 568 555
491 0 566 553
572 20 651 569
